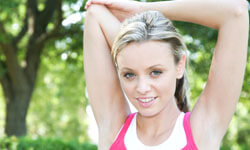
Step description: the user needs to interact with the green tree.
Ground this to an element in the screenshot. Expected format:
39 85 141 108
0 0 85 136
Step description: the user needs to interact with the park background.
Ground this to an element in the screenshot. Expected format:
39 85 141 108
0 0 249 149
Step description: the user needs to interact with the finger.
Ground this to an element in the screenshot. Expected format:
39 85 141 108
85 3 88 9
91 0 110 5
85 0 105 10
85 1 89 9
85 0 92 9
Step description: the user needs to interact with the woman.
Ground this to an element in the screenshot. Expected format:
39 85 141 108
83 0 249 149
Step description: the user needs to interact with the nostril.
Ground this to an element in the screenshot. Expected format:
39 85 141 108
136 83 151 94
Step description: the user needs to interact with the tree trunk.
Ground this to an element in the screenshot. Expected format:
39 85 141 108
0 0 64 137
5 94 30 136
2 77 33 136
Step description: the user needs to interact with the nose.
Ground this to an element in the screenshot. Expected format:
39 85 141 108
136 77 151 95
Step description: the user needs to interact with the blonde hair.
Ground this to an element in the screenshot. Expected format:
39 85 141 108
112 11 189 112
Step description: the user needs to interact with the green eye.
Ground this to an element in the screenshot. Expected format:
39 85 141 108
124 73 135 79
151 70 162 76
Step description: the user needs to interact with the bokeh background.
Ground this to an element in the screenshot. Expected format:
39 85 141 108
0 0 249 149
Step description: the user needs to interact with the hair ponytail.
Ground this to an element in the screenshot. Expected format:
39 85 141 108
175 73 189 112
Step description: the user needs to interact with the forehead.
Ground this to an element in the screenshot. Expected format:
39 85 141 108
117 40 174 69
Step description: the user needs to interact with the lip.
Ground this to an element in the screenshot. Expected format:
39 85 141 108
136 96 158 108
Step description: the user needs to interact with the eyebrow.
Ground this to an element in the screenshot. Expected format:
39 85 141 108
120 64 165 71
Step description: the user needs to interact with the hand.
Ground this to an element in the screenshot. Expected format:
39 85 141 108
85 0 144 22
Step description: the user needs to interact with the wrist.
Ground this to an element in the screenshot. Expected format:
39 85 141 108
139 2 152 12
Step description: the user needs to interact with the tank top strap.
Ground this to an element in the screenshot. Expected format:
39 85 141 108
182 112 198 150
110 113 136 150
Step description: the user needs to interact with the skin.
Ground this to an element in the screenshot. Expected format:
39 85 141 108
83 0 249 149
117 40 186 145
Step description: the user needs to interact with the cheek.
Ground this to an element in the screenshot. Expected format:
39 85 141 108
120 80 135 97
157 73 177 96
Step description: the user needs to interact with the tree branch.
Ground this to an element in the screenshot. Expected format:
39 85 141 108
24 41 44 86
0 43 28 89
23 0 59 85
38 27 79 43
55 0 63 29
36 0 63 44
0 20 13 42
0 21 6 35
12 0 35 45
0 60 12 104
26 0 38 39
37 0 58 34
27 0 38 15
12 0 33 45
12 16 28 46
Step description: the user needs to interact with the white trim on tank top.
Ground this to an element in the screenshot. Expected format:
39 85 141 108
124 112 187 150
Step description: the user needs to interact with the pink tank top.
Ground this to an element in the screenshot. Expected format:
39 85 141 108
110 112 198 150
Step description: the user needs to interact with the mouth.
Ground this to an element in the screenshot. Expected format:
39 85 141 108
136 97 158 108
136 97 157 103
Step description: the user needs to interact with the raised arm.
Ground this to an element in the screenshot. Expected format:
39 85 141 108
142 0 249 148
83 5 130 149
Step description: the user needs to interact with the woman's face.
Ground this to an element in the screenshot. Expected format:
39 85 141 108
117 40 185 117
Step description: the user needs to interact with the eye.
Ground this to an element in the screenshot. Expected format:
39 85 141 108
151 70 162 77
123 73 135 79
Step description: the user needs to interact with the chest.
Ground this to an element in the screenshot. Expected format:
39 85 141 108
124 113 187 150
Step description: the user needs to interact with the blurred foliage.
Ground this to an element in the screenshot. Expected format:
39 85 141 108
0 136 97 150
0 0 249 149
0 0 89 143
27 36 89 141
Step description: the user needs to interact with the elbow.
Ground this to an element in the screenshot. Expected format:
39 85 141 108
85 4 97 18
232 0 249 18
218 0 249 29
85 4 106 19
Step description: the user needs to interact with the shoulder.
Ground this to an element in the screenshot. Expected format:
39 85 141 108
100 113 136 148
189 109 223 149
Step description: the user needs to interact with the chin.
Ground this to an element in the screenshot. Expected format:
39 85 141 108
137 108 159 118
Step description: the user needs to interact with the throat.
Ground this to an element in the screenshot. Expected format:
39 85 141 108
136 111 181 146
138 124 176 146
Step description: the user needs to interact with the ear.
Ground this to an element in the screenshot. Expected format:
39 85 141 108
176 54 186 79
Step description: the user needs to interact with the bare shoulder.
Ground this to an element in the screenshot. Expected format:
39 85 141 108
189 98 223 149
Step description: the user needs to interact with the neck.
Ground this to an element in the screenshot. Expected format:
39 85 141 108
136 97 181 145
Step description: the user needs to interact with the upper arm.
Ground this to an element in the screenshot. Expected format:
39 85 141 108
83 5 130 144
190 2 249 147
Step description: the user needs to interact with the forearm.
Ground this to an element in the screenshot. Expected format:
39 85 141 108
86 4 121 48
142 0 248 29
